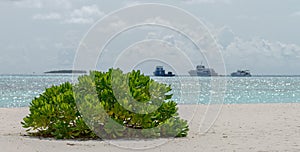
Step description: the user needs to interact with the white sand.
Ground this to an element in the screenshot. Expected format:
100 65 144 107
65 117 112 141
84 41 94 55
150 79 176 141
0 103 300 152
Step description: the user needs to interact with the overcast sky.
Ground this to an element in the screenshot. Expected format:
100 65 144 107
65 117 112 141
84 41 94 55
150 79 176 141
1 0 300 75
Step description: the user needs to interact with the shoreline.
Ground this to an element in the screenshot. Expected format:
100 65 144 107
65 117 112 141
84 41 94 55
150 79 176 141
3 101 300 108
1 103 299 151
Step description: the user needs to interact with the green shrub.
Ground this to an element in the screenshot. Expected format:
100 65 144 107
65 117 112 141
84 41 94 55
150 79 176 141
21 82 97 139
22 69 189 139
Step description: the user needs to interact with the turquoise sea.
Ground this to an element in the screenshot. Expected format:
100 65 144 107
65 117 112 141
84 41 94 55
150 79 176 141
1 75 300 108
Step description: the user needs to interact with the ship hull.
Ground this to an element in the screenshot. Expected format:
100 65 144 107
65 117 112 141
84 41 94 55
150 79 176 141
231 70 252 77
231 73 251 77
188 70 218 77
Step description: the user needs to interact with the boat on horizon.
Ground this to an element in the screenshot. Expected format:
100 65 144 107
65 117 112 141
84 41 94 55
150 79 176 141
153 66 175 77
188 65 218 77
231 70 251 77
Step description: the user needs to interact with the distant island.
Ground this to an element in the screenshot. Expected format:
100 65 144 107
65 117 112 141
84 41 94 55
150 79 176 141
44 70 87 74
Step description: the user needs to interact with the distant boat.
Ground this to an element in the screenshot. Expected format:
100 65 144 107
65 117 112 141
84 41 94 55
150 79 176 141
231 70 251 77
44 70 87 74
153 66 175 77
188 65 218 77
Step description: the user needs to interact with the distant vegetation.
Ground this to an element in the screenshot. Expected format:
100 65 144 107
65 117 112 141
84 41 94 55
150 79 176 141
44 70 87 74
22 69 189 139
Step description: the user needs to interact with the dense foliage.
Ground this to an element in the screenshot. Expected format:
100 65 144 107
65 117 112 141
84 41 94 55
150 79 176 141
21 82 97 139
22 69 189 139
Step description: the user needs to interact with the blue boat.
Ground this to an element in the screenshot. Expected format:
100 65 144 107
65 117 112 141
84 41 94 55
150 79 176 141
153 66 175 77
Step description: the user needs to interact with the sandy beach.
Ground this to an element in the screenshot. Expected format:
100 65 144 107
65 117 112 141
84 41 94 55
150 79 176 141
0 103 299 152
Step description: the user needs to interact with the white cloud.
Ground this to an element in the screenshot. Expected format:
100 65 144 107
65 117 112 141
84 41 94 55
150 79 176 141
64 5 104 24
210 25 300 69
64 18 94 24
13 0 72 9
28 4 104 24
290 11 300 17
222 36 300 74
70 5 103 18
142 22 300 74
32 13 62 20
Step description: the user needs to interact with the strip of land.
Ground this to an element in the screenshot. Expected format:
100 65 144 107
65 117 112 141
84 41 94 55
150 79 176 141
0 103 299 152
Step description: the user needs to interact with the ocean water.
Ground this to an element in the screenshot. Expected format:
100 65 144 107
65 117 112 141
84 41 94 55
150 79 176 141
0 75 73 108
153 77 300 104
1 75 300 108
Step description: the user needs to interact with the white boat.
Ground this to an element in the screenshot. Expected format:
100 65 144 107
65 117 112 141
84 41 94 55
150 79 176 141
231 70 251 77
188 65 218 77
